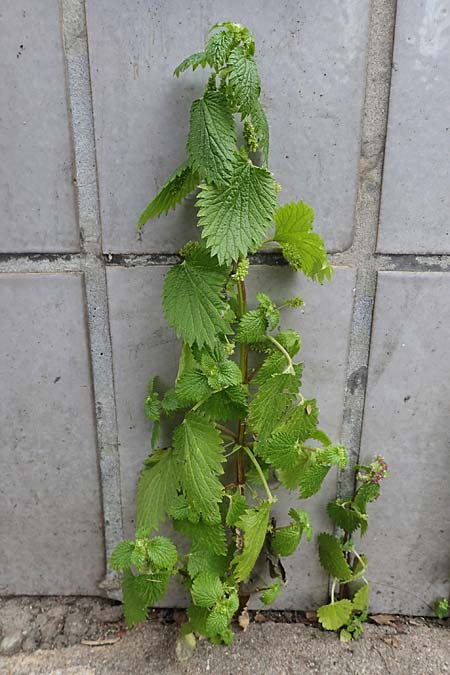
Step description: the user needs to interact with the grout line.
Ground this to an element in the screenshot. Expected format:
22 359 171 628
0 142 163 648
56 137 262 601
61 0 123 594
338 0 398 497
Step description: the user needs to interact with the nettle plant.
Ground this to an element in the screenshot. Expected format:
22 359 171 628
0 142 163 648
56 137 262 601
110 22 386 648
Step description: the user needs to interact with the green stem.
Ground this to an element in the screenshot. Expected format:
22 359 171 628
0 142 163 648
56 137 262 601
242 446 275 503
267 334 295 374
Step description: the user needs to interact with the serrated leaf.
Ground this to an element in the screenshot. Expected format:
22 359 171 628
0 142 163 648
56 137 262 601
173 412 225 521
228 46 261 116
352 584 370 612
187 543 228 578
197 153 278 264
138 161 199 229
260 578 282 605
199 385 248 422
173 517 227 555
174 51 207 77
273 201 332 282
316 444 348 470
271 525 301 557
205 30 236 68
317 600 353 631
110 540 135 571
259 431 302 472
162 244 231 349
226 490 248 526
146 537 178 570
122 569 148 627
187 91 236 184
249 100 269 163
249 372 300 441
136 448 180 532
280 399 319 440
185 604 209 635
254 352 289 386
191 572 223 608
200 352 242 390
326 502 366 535
236 310 267 343
176 369 212 405
353 482 381 513
134 570 171 606
298 460 330 498
161 389 180 415
205 606 230 635
318 533 353 582
232 501 271 582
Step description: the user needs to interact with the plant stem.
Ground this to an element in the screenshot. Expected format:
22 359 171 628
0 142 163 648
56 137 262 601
243 446 275 503
267 334 295 374
215 423 238 442
236 274 248 491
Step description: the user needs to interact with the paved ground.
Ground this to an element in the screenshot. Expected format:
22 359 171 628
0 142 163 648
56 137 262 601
1 621 449 675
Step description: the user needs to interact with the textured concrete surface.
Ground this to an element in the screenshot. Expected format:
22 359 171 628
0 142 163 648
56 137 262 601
1 621 449 674
0 274 104 594
0 1 78 252
377 0 450 254
86 0 371 253
359 272 450 615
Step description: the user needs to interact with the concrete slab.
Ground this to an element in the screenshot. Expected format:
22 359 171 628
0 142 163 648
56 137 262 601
377 0 450 253
359 271 450 614
0 2 78 252
0 274 104 593
86 0 371 253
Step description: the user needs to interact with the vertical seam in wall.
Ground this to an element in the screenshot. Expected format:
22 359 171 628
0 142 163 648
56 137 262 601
337 0 398 499
61 0 123 595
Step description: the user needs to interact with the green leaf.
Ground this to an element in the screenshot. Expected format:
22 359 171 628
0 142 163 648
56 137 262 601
200 351 242 390
254 352 290 386
316 444 348 470
197 153 278 264
273 201 332 282
434 598 449 619
298 461 330 498
205 30 236 68
187 91 237 184
259 431 302 472
249 372 300 441
146 537 178 570
353 482 380 513
226 490 248 526
173 412 225 521
173 517 227 555
122 569 148 627
318 533 353 582
191 572 223 608
200 385 248 422
232 501 271 582
260 578 282 605
352 583 370 612
206 607 230 636
176 369 212 405
236 310 267 343
187 543 228 579
249 100 269 163
280 399 319 440
110 540 135 571
169 494 199 523
185 604 209 635
326 502 367 535
271 525 301 557
136 448 180 532
161 389 180 415
174 51 207 77
228 46 261 116
162 243 231 349
317 600 353 631
289 508 313 541
134 570 171 605
138 161 199 229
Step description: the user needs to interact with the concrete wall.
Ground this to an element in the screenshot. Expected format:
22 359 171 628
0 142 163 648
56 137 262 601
1 0 449 614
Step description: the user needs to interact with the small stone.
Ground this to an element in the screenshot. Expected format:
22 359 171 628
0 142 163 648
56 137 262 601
305 611 317 621
254 613 267 623
91 605 123 623
0 631 23 655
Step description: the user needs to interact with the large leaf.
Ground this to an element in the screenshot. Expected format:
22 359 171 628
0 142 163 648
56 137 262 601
317 600 353 631
249 372 300 441
232 501 271 582
273 201 332 282
191 572 223 608
196 153 278 264
187 91 237 184
228 46 261 116
136 449 180 532
199 385 248 422
174 51 207 77
162 243 231 349
138 161 199 229
205 30 237 68
173 412 225 522
317 533 353 582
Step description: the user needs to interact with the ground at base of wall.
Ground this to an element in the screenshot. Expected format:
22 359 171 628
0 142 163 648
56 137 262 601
0 598 449 674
